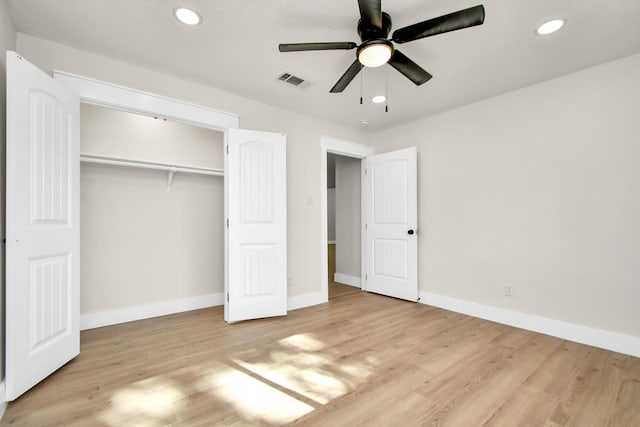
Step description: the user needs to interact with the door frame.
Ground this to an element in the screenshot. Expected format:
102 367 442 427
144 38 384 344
53 71 238 131
320 136 374 301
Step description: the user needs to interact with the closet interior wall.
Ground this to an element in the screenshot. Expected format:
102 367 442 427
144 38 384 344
80 104 225 319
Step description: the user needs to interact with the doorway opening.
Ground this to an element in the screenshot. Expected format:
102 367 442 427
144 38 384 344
320 137 419 304
320 136 374 303
327 153 362 299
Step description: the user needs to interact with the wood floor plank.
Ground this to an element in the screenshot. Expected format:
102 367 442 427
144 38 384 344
294 365 439 427
483 384 558 427
416 343 509 402
524 340 592 395
421 332 561 426
1 291 637 426
608 355 640 427
549 348 629 426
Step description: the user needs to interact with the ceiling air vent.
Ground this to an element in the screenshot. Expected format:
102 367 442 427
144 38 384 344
277 72 307 87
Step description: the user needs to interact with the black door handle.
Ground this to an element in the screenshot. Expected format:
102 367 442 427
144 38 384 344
407 229 415 235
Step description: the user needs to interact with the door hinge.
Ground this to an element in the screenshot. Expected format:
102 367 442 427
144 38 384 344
226 218 229 228
226 145 229 154
365 168 367 175
365 274 368 281
227 293 229 302
365 223 367 230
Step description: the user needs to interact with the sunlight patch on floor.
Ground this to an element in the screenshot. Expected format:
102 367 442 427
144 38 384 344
226 331 379 415
339 362 373 378
279 333 327 352
268 349 330 366
232 358 346 404
199 365 315 424
96 332 382 425
100 376 185 425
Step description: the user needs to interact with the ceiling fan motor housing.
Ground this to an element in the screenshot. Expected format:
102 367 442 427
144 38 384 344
357 11 392 41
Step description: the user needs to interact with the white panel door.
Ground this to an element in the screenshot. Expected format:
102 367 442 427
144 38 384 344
225 129 287 322
5 52 80 400
364 147 418 301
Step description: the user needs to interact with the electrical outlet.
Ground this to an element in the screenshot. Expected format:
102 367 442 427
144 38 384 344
504 284 515 297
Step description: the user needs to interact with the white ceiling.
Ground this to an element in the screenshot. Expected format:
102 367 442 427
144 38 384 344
7 0 640 131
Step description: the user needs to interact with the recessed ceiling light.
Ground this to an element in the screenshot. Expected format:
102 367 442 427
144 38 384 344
372 95 386 104
536 19 565 35
175 7 201 25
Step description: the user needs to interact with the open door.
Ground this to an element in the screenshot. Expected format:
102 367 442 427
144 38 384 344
364 147 418 301
225 129 287 322
5 52 80 400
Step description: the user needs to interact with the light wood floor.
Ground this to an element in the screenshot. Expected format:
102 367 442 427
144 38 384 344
329 282 361 299
2 291 639 426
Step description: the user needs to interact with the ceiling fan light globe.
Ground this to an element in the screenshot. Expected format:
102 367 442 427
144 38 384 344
358 42 393 68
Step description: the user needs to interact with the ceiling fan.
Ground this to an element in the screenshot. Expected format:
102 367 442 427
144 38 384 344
278 0 485 93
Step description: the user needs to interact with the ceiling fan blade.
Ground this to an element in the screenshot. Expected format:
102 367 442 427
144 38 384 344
388 50 432 86
358 0 382 29
392 5 485 44
279 42 357 52
330 60 362 93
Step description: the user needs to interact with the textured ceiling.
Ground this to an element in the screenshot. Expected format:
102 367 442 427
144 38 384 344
6 0 640 131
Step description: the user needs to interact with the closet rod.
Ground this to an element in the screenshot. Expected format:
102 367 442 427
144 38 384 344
80 153 224 176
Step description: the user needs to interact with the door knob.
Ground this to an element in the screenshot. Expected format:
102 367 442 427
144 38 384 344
407 229 415 235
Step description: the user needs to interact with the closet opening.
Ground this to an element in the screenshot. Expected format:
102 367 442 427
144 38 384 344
79 104 225 330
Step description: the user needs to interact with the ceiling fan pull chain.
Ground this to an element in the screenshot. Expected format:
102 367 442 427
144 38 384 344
360 64 364 104
385 66 389 113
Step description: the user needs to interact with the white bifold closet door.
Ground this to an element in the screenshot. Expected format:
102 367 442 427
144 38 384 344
5 51 80 401
225 129 287 322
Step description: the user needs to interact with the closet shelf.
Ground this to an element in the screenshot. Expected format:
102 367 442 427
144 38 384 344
80 153 224 190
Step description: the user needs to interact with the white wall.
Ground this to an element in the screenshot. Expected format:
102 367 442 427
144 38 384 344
0 0 17 384
327 154 336 242
335 155 361 279
80 105 224 315
16 33 367 304
372 53 640 338
327 188 336 242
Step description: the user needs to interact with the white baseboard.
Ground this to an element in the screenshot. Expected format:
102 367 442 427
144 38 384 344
80 293 224 330
288 291 327 311
333 273 361 288
82 290 331 329
0 380 6 420
419 291 640 358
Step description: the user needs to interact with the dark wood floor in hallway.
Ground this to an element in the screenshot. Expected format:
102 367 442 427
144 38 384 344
2 290 639 426
328 281 361 299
